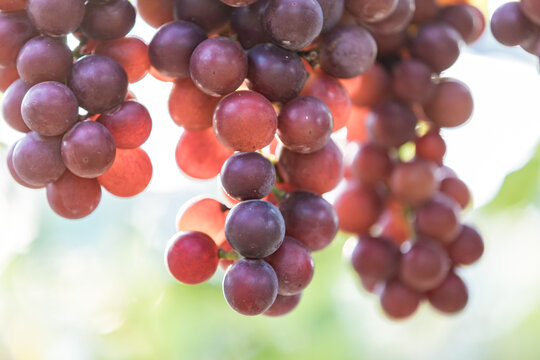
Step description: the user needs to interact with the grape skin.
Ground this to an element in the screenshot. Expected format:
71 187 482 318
27 0 85 36
2 79 32 133
0 11 37 68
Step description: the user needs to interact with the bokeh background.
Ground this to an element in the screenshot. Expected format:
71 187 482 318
1 0 540 359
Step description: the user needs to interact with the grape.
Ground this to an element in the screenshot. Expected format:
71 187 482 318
414 194 462 244
319 25 377 79
447 225 484 266
231 0 272 49
221 152 276 201
345 0 398 23
411 22 462 73
278 139 344 194
2 79 31 133
21 81 79 137
302 71 351 132
0 0 26 11
263 0 323 51
0 66 19 92
223 259 278 316
148 21 207 79
190 37 247 97
97 101 152 149
277 95 333 154
351 142 393 185
364 0 415 35
213 91 277 151
174 0 232 35
392 59 436 103
415 130 446 165
366 101 417 148
0 11 38 68
225 200 285 258
16 36 73 86
81 0 136 41
61 121 116 178
246 43 307 103
440 176 470 209
390 159 439 206
6 140 43 189
317 0 344 33
26 0 85 36
426 271 468 314
279 191 338 251
371 30 408 56
351 236 400 281
380 280 422 319
520 0 540 27
98 147 152 197
412 0 439 24
490 2 536 47
346 105 369 142
264 236 314 295
175 128 233 180
166 231 219 285
168 78 221 131
333 180 383 234
439 4 485 44
12 132 65 187
423 78 473 128
70 55 128 114
264 293 301 317
46 170 102 219
94 37 151 83
340 63 391 107
176 197 228 245
399 240 451 291
221 0 256 6
377 200 411 245
136 0 174 28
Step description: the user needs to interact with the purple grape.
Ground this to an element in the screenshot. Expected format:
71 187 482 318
319 25 377 79
61 121 116 178
491 2 536 47
21 81 79 136
6 140 43 189
351 236 400 281
81 0 136 41
189 37 247 97
16 36 73 86
278 190 338 251
317 0 344 33
246 43 307 103
264 293 301 317
264 236 314 295
223 259 278 316
364 0 415 35
0 11 38 68
12 131 66 187
426 271 468 314
148 20 207 79
220 152 276 201
1 79 31 133
277 95 333 154
263 0 323 51
231 0 272 49
411 22 462 73
447 225 484 266
174 0 232 35
380 280 422 319
225 200 285 258
27 0 85 36
346 0 398 23
69 55 128 114
366 100 418 148
392 59 436 103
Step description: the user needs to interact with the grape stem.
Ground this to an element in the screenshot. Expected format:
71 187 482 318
218 248 240 261
271 186 287 202
298 48 320 69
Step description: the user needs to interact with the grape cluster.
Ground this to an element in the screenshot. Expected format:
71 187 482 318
335 0 485 319
491 0 540 57
1 0 153 219
156 0 487 318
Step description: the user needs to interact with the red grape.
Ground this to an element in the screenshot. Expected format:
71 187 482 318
97 101 152 149
98 148 152 197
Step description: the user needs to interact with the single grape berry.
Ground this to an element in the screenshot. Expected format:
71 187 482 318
223 259 278 316
264 293 302 317
447 225 484 266
426 271 468 314
225 200 285 258
380 280 422 320
166 231 219 285
351 236 400 281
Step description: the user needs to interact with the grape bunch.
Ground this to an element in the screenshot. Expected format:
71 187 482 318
334 0 486 319
490 0 540 57
155 0 485 319
1 0 153 219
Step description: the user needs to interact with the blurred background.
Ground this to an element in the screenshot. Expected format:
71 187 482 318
1 0 540 359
